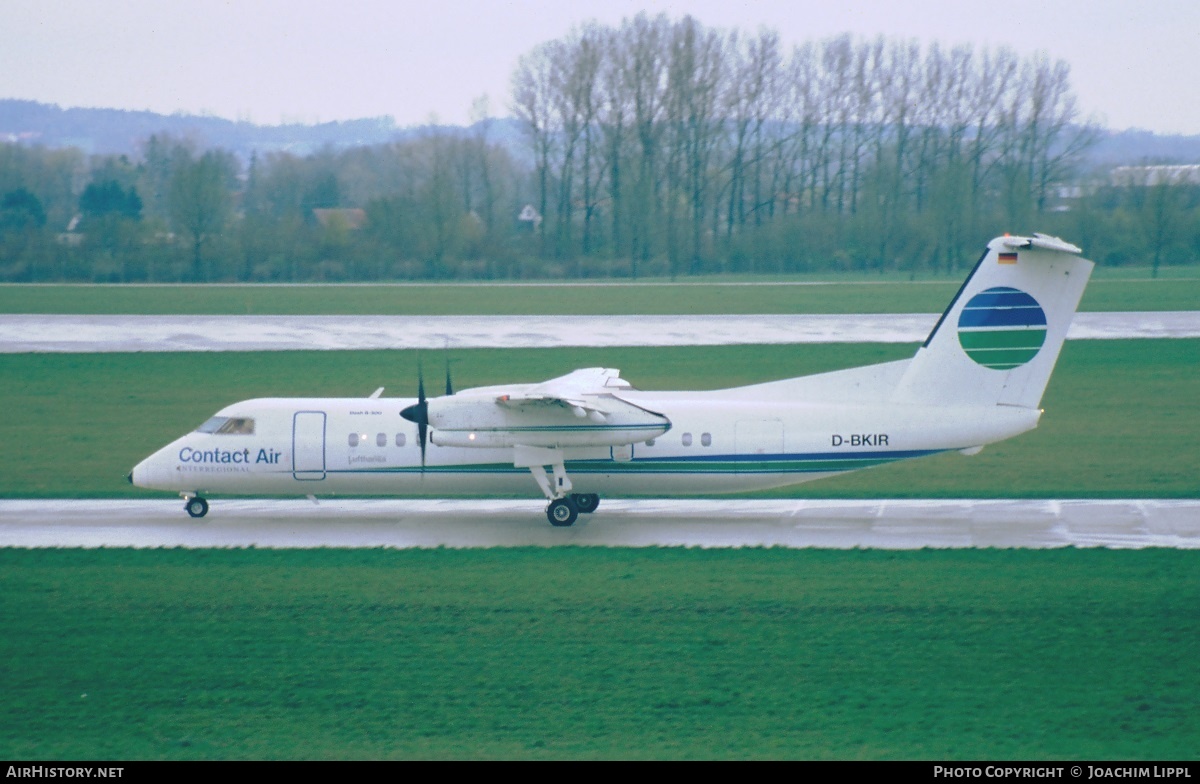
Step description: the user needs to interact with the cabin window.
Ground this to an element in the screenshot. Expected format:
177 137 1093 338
701 432 712 447
376 433 387 447
395 433 406 447
349 433 360 447
645 439 655 447
682 433 693 447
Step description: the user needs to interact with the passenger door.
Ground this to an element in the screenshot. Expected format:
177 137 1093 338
292 411 327 480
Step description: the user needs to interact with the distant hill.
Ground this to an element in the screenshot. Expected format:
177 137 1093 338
2 98 1198 168
1086 128 1200 167
0 99 515 160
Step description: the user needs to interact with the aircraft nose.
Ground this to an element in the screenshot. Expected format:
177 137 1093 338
129 456 154 489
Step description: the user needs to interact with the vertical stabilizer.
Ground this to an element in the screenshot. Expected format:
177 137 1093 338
892 234 1093 409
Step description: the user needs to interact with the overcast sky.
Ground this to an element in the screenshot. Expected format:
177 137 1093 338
3 0 1199 135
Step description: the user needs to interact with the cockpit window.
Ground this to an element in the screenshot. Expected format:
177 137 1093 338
216 417 255 434
195 416 254 435
196 416 227 433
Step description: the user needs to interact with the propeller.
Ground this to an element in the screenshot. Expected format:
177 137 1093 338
399 358 429 468
400 351 457 469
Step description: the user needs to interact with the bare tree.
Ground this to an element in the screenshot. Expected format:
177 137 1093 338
966 46 1018 238
574 26 604 262
1125 167 1188 277
512 43 558 257
469 95 496 241
597 27 630 265
666 16 724 271
621 13 670 274
1024 55 1097 216
873 39 921 266
548 27 602 265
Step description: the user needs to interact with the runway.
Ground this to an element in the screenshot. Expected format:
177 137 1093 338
2 498 1197 549
2 311 1198 352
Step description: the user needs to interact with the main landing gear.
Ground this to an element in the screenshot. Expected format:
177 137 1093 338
517 447 600 527
184 495 209 518
514 447 604 527
545 493 601 527
547 497 577 527
573 493 600 514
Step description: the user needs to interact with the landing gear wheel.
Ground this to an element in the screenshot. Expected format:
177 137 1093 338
547 497 579 527
572 493 600 514
185 497 209 518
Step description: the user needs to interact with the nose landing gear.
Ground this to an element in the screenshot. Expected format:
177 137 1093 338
184 495 209 518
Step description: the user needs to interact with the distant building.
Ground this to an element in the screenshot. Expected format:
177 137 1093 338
56 213 84 246
517 204 542 230
1110 164 1200 187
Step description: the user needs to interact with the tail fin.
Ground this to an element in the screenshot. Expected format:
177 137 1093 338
892 234 1093 409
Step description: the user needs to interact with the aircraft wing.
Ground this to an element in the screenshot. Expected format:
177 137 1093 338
427 367 669 448
495 367 633 412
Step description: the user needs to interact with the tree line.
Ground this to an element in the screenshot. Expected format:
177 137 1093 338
1 15 1198 283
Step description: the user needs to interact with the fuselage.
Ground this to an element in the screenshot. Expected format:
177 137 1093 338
131 388 1040 499
129 234 1093 523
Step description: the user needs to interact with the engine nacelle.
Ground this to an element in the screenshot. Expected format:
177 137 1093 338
426 394 670 449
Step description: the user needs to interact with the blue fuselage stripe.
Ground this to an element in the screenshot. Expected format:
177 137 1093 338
309 448 949 477
633 449 940 463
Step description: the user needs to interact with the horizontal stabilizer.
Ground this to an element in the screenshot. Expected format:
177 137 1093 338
999 233 1082 254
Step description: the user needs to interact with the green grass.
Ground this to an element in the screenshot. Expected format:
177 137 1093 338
1 547 1196 760
1 274 1197 314
2 340 1197 498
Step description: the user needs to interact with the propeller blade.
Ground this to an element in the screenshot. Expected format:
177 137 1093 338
418 357 427 467
399 357 430 470
444 356 454 396
418 420 427 468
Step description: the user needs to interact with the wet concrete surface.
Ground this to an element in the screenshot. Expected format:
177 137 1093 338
2 312 1198 352
2 498 1197 549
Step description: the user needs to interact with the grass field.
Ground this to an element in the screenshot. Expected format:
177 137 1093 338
1 547 1196 760
1 339 1196 498
3 275 1197 762
1 272 1197 314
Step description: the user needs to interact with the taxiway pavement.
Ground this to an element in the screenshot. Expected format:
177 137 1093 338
2 498 1197 549
3 312 1198 352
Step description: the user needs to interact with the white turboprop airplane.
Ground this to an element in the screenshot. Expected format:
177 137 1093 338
130 234 1093 526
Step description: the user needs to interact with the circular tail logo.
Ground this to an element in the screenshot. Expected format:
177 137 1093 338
957 286 1047 369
